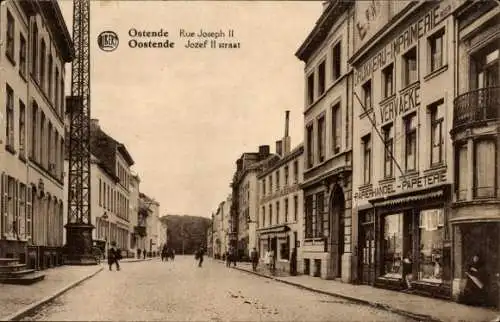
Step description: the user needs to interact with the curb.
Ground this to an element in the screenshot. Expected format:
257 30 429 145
0 266 104 322
121 258 153 263
232 266 439 322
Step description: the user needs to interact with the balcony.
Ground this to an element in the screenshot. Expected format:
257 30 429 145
453 87 500 129
134 226 147 237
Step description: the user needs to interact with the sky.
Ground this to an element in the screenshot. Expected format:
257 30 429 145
59 0 323 218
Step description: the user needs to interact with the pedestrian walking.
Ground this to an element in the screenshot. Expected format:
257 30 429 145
196 247 205 267
231 247 237 267
269 249 275 274
225 250 231 267
290 247 297 276
250 247 259 272
108 241 122 271
143 250 146 259
402 252 413 290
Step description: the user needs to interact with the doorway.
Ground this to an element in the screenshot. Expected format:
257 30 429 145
359 210 375 285
329 184 345 278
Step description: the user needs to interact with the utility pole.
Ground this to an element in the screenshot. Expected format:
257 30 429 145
64 0 96 265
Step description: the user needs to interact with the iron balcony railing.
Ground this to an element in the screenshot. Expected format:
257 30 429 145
453 87 500 128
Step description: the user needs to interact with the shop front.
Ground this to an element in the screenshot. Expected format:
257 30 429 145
358 184 453 299
257 225 291 272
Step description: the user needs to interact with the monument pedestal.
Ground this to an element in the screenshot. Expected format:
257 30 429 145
64 223 97 265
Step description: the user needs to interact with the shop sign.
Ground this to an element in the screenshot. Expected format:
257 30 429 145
353 170 447 201
354 2 450 86
379 83 420 124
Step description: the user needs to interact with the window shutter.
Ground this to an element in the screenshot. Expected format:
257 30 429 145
27 186 32 240
1 174 6 235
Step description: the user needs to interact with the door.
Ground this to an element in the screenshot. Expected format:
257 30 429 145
360 222 375 284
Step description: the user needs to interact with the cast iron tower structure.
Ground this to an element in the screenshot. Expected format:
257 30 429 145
65 0 96 265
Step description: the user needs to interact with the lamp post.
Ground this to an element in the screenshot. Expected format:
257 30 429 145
101 212 109 257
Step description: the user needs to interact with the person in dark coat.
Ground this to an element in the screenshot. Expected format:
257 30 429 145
290 247 297 276
250 247 259 272
196 247 205 267
461 255 488 306
108 241 122 271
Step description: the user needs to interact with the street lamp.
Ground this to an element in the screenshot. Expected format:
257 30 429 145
101 212 110 257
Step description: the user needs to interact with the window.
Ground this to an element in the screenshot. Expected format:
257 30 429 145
382 64 394 98
430 101 444 165
26 187 32 239
305 195 313 238
418 209 444 283
474 140 496 198
332 41 341 81
293 195 298 221
6 85 15 149
362 80 372 110
332 103 341 154
40 40 46 89
403 48 418 86
99 179 102 206
383 124 393 178
307 73 315 105
19 184 26 238
60 78 65 115
31 102 38 160
362 135 372 184
315 192 324 238
262 179 266 196
306 124 314 168
31 24 38 77
262 206 265 228
19 100 26 158
269 175 273 193
284 198 289 223
19 34 27 77
269 204 272 226
456 143 468 201
55 68 60 113
48 54 53 101
429 30 444 72
293 161 298 183
275 171 280 191
276 201 280 224
383 213 404 278
6 11 15 61
404 113 417 171
317 116 325 162
318 60 326 96
48 123 52 170
284 166 289 186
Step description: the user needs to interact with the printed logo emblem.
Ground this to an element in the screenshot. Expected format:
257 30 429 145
97 31 119 52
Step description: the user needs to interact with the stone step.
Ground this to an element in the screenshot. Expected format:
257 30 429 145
0 263 26 272
0 258 19 266
0 272 45 285
0 268 36 277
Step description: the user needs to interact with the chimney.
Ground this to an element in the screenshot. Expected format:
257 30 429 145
258 145 270 159
276 140 283 157
90 119 100 129
283 110 291 155
236 159 243 172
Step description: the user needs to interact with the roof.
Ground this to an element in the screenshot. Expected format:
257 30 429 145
117 143 135 166
258 143 304 178
295 0 353 62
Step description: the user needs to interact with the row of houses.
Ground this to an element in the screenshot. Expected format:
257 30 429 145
0 0 166 271
209 0 499 309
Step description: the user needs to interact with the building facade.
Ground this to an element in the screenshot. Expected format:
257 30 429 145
0 0 72 269
129 173 143 256
257 142 304 274
140 192 160 256
451 1 499 308
296 0 354 281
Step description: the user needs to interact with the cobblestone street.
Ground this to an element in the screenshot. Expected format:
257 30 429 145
21 257 414 321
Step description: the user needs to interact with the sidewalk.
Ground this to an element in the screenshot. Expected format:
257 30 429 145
120 257 153 263
229 261 499 322
0 265 103 321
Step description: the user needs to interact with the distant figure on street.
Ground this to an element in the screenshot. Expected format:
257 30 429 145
108 241 122 271
250 247 259 272
269 249 276 274
196 247 205 267
402 252 413 290
225 250 231 267
264 249 271 269
137 248 141 259
290 247 297 276
161 245 168 262
230 247 237 267
143 250 147 259
171 249 175 261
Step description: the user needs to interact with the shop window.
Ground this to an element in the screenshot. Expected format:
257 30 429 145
6 85 15 149
332 103 341 155
474 140 497 198
317 115 326 162
307 73 315 105
429 101 444 166
404 113 417 172
403 47 418 86
362 134 372 184
19 34 27 78
382 64 394 98
315 192 324 238
6 11 15 62
383 213 404 278
362 80 372 110
318 60 326 96
332 41 341 81
383 124 394 178
293 195 298 222
429 29 444 72
306 124 314 168
305 195 313 238
418 209 444 283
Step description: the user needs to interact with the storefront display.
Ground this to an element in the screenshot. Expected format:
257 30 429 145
383 213 403 278
418 209 444 283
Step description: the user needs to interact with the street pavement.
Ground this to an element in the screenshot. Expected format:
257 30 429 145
20 256 414 321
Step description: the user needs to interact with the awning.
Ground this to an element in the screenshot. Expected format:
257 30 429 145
370 190 444 208
257 225 290 236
